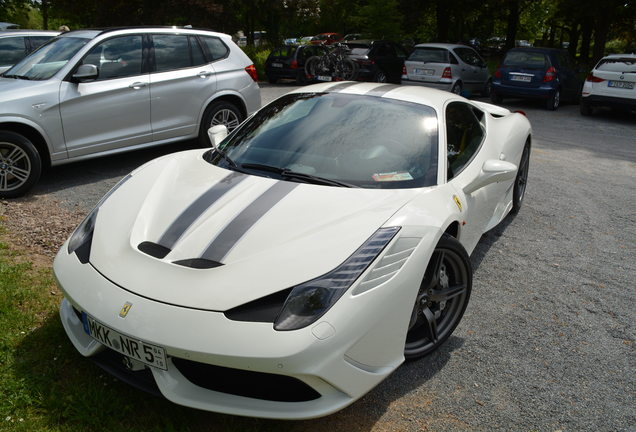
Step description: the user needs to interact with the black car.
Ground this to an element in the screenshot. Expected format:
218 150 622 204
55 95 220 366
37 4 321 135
265 44 328 84
344 40 408 84
491 47 583 110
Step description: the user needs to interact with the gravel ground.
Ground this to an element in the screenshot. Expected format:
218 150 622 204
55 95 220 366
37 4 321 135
0 86 634 431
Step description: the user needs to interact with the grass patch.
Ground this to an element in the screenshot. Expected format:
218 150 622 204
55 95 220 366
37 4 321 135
0 238 297 432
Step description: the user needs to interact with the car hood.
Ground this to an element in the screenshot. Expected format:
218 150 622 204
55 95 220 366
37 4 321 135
0 77 57 107
89 150 423 311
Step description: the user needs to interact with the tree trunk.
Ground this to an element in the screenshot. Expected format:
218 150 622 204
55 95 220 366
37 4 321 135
42 0 49 30
579 16 593 61
436 0 449 42
592 8 611 63
568 23 580 58
504 0 519 51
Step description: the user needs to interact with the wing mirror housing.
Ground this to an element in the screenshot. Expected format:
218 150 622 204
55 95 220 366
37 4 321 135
207 124 228 148
72 64 98 82
463 159 517 194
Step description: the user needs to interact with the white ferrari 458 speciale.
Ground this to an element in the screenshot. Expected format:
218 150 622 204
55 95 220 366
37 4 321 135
55 82 531 419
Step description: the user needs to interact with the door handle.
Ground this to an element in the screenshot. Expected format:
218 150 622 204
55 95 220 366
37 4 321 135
128 82 147 89
198 71 213 78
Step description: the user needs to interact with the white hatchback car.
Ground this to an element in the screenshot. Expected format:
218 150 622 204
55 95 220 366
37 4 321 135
0 27 261 198
580 53 636 115
401 43 491 96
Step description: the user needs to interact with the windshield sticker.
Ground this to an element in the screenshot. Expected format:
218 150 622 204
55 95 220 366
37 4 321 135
372 172 413 182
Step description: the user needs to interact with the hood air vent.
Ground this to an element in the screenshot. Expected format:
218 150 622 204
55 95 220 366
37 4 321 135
138 241 171 259
172 258 223 269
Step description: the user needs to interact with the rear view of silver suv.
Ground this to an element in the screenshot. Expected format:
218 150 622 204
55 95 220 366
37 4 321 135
0 27 261 198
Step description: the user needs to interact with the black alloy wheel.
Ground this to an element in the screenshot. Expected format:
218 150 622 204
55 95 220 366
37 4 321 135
405 234 472 359
512 141 531 213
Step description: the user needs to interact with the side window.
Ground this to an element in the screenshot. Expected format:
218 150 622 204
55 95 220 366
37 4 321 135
189 36 206 67
454 47 481 66
200 36 229 61
445 102 485 179
448 51 459 65
154 34 190 72
81 35 143 80
0 36 26 65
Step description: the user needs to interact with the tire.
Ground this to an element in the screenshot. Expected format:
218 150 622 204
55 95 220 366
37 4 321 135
546 89 560 110
199 101 243 146
450 81 462 95
338 58 358 81
481 78 492 97
491 92 503 104
404 233 472 360
580 100 592 116
304 56 322 78
0 131 42 198
512 141 530 214
374 70 387 83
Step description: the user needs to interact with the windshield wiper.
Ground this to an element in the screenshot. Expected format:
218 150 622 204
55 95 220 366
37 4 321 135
240 163 355 188
2 74 30 80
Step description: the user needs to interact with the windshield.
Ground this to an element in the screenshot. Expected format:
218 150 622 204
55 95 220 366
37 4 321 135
3 36 89 80
207 93 439 189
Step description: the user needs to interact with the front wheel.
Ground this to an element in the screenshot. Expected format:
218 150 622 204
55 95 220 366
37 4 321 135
512 141 530 213
0 131 42 198
404 233 472 360
199 101 243 147
337 58 358 81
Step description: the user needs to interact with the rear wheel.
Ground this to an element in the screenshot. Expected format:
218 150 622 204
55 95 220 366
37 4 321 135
512 141 530 213
0 131 42 198
546 89 560 110
374 70 387 83
304 56 322 78
450 81 462 95
404 234 472 360
199 101 243 146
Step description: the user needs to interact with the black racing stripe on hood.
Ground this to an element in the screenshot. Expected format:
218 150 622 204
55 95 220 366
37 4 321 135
200 181 299 262
326 81 359 92
364 84 399 96
157 171 246 249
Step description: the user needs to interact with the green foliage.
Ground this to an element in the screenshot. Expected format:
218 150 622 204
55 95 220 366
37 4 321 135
351 0 403 40
241 46 272 81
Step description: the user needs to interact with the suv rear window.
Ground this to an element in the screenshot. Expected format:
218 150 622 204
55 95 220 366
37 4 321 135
503 51 548 68
597 57 636 73
408 48 449 63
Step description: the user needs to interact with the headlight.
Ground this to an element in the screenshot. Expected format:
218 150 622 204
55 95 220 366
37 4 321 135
274 226 400 331
67 174 132 261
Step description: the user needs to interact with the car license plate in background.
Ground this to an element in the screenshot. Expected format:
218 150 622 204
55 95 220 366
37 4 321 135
511 75 532 82
81 312 167 370
271 62 283 68
608 80 634 89
316 75 332 82
414 68 434 76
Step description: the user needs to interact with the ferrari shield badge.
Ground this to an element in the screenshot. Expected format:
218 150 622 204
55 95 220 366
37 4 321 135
119 302 132 318
453 195 463 211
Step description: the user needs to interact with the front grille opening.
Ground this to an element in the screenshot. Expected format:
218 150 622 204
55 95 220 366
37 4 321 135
172 358 321 402
92 349 162 398
138 241 171 259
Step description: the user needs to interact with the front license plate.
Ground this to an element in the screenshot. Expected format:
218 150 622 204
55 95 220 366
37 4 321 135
81 312 167 370
511 75 532 82
316 75 332 82
608 80 634 89
271 62 283 68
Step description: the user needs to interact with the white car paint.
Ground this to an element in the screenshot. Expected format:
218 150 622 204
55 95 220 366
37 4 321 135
54 82 531 419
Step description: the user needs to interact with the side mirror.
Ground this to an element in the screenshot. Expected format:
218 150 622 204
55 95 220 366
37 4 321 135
207 124 228 148
72 64 98 82
463 159 517 194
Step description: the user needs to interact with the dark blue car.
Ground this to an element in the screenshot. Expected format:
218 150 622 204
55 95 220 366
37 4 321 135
491 47 582 110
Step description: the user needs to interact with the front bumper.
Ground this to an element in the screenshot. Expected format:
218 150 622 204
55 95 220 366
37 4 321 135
54 232 432 419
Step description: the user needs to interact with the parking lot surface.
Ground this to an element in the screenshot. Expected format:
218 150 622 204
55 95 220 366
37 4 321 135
17 84 636 431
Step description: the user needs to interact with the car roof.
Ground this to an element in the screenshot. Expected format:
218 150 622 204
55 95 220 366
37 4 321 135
0 30 59 37
287 81 466 112
413 43 471 50
601 53 636 59
507 46 566 54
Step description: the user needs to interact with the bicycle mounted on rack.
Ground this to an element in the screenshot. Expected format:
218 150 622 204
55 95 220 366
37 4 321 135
304 43 359 82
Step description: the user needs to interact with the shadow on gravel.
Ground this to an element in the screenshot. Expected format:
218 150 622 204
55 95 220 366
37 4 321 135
31 139 200 196
470 212 516 271
13 310 463 432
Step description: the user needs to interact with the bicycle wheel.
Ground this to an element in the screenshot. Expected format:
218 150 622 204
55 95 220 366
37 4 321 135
337 58 358 81
304 56 322 78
